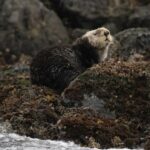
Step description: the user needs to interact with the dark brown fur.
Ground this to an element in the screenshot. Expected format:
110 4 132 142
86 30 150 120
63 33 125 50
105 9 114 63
30 38 100 93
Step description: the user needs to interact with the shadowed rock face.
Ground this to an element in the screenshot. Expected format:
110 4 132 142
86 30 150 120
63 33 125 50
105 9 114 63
144 139 150 150
137 0 150 5
0 0 69 63
50 0 136 28
112 28 150 61
40 0 53 9
40 0 150 34
128 4 150 28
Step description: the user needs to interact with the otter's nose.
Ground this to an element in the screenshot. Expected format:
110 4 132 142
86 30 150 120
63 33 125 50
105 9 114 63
104 31 109 36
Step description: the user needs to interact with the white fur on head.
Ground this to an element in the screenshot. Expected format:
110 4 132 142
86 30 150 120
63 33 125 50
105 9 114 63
82 27 113 61
82 27 113 49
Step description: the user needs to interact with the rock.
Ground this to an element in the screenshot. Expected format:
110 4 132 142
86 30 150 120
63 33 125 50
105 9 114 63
113 28 150 61
0 57 148 148
51 0 136 28
0 58 63 138
69 28 88 41
136 0 150 5
144 139 150 150
56 109 139 148
40 0 52 9
0 52 6 66
128 4 150 28
63 61 150 122
0 0 69 63
103 22 120 35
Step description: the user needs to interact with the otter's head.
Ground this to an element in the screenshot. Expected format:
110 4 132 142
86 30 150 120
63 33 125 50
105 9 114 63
73 27 113 69
82 27 113 50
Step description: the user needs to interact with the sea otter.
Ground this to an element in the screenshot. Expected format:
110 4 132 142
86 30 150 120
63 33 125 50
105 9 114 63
30 27 113 93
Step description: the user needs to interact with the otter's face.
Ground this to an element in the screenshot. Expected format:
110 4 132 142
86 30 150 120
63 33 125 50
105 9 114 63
82 27 113 49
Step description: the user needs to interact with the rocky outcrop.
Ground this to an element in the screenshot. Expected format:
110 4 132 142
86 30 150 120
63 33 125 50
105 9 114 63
69 28 88 41
0 0 69 63
144 139 150 150
40 0 52 9
137 0 150 5
0 56 64 138
51 0 137 28
128 4 150 28
63 61 150 122
0 55 148 148
112 28 150 61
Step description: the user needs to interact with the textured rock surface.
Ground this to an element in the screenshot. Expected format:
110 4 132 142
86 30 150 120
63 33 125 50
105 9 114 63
144 139 150 150
128 4 150 28
40 0 52 9
51 0 136 28
113 28 150 61
0 0 69 63
69 28 88 41
56 109 139 148
63 61 150 121
0 56 63 138
137 0 150 5
0 56 147 149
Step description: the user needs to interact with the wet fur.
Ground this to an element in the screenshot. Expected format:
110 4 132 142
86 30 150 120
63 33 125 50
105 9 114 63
30 38 101 92
30 28 112 92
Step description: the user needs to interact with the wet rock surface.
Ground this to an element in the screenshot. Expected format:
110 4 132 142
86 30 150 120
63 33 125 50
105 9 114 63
0 0 69 63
